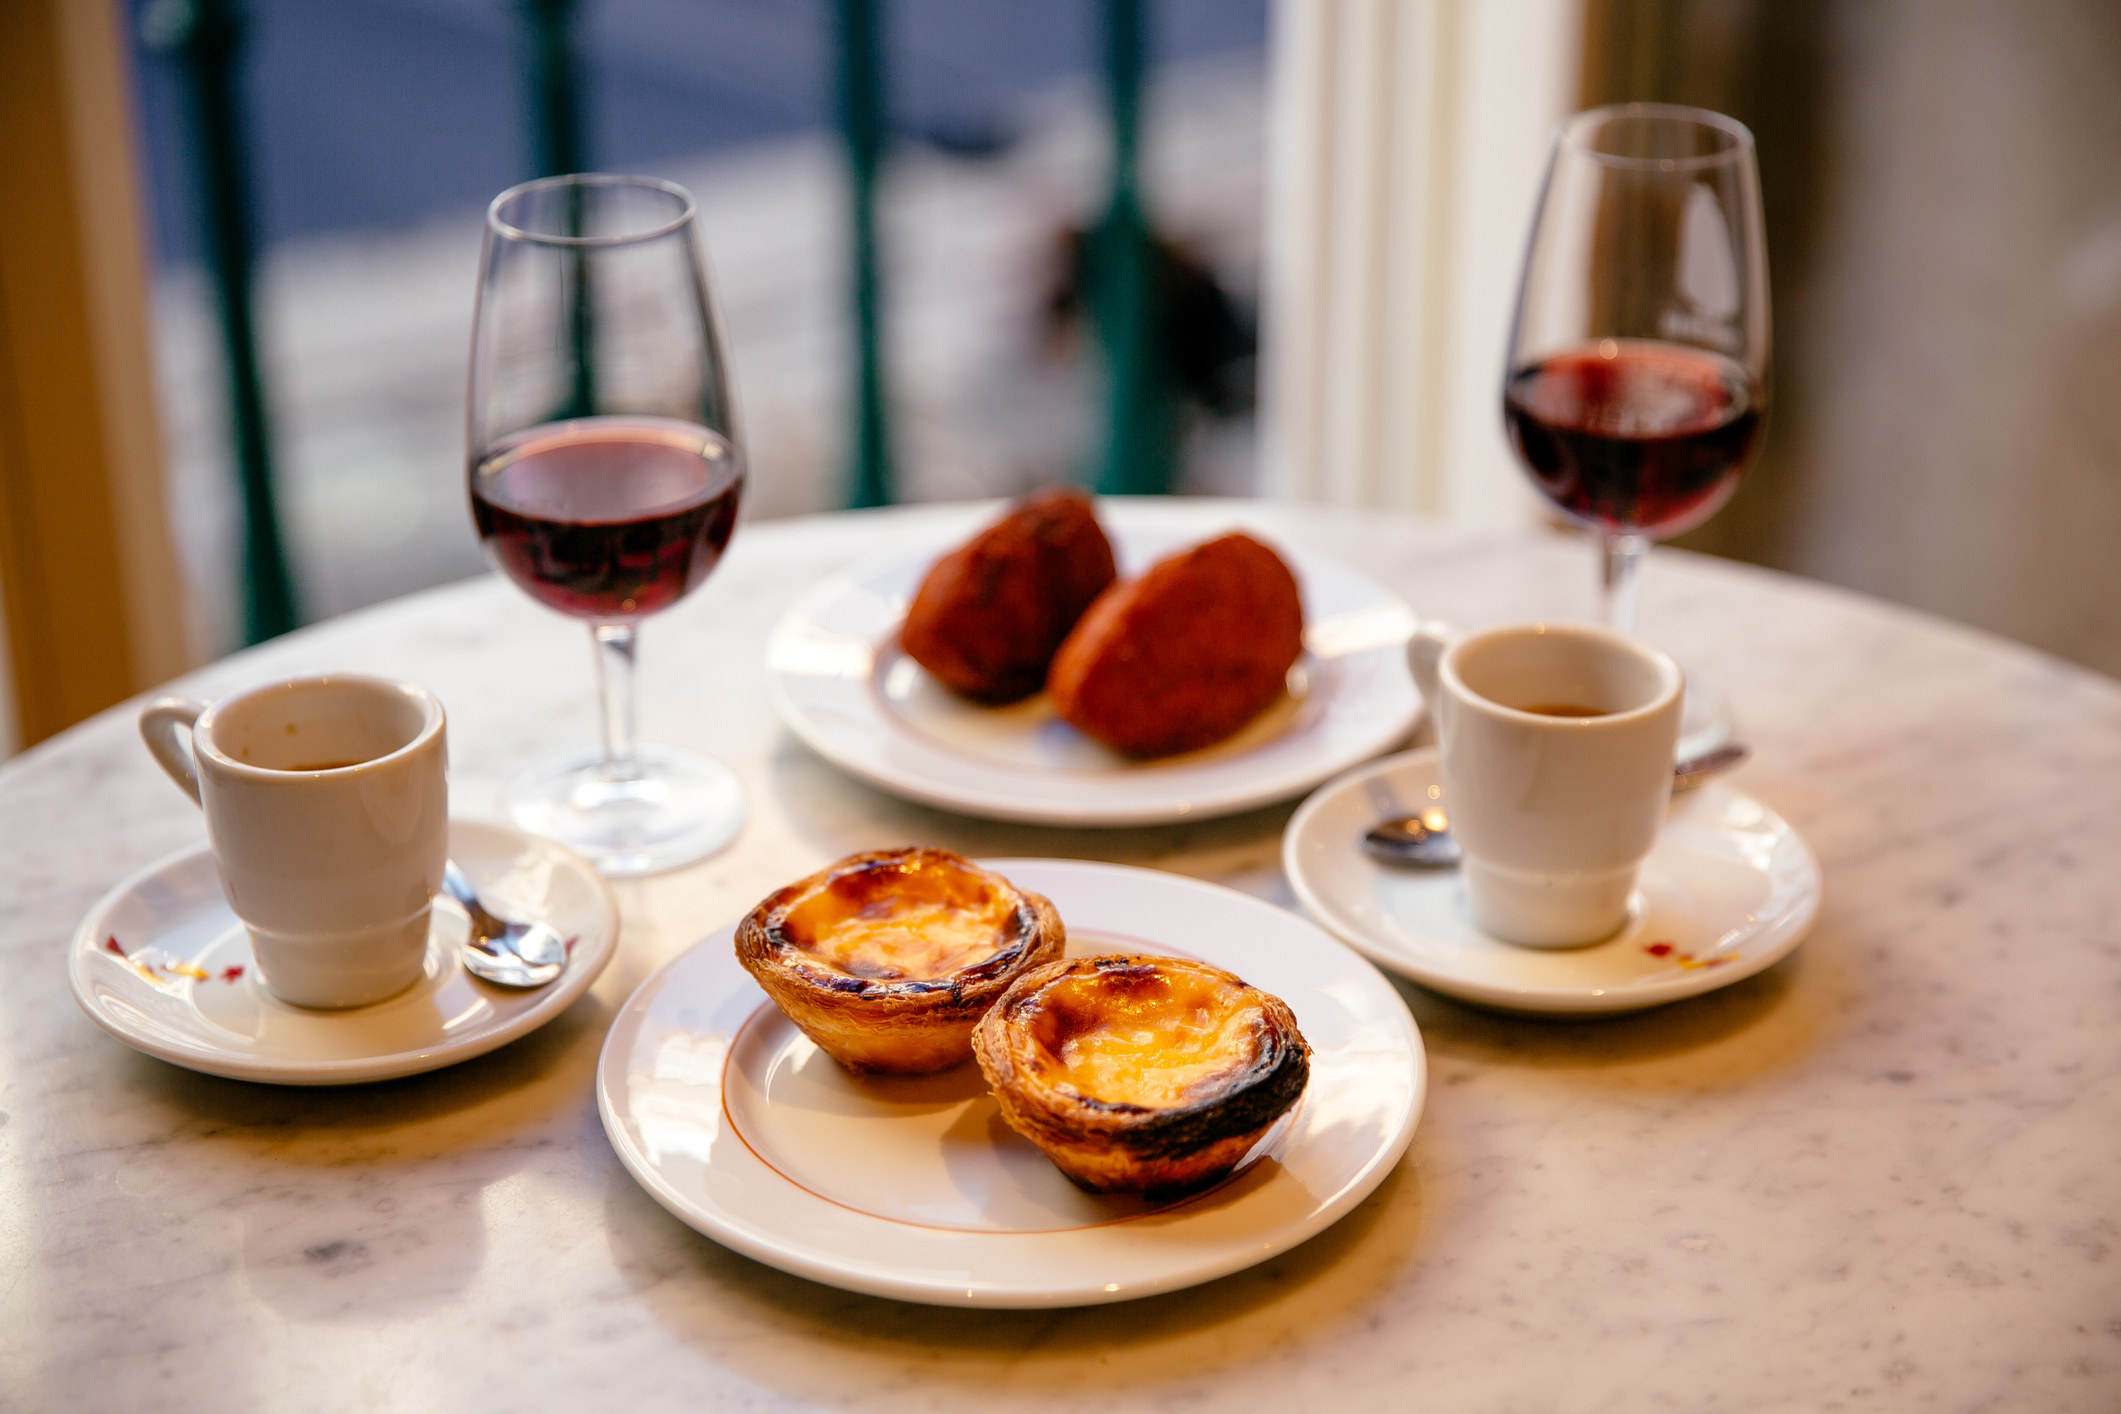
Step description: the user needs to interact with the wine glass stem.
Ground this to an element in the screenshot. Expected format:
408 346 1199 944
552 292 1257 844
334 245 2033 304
592 622 641 783
1601 533 1648 635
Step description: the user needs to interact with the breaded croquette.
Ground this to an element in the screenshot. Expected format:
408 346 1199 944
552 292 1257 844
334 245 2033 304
901 489 1117 705
1047 532 1303 757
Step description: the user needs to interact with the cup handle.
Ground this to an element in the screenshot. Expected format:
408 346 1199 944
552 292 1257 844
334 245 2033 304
139 696 208 807
1406 620 1461 706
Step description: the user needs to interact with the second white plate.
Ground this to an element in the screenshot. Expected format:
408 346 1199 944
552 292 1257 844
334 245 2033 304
764 502 1421 825
596 858 1426 1308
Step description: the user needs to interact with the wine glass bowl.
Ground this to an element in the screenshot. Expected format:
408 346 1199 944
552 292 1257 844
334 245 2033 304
1504 104 1769 629
470 174 746 876
470 416 741 621
1505 337 1762 540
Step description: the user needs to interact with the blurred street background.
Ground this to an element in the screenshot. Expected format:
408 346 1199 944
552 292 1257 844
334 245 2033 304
130 0 1270 655
48 0 2120 750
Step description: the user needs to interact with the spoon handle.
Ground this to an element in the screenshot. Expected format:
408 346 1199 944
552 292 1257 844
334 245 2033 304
441 861 504 937
1672 743 1749 792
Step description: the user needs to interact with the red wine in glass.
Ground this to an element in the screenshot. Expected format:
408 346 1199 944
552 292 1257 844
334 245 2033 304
472 416 743 622
1504 339 1761 539
471 174 746 876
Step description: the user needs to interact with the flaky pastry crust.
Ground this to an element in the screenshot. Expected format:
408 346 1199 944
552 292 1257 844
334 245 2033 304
972 954 1310 1196
736 848 1065 1073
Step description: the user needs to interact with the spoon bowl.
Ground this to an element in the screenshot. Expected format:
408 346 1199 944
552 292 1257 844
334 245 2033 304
443 860 569 987
1363 809 1462 867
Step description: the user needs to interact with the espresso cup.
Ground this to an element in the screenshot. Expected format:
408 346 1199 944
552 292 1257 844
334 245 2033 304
1407 622 1682 948
139 675 448 1008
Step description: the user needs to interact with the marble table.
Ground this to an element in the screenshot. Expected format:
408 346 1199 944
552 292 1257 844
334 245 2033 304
5 500 2118 1411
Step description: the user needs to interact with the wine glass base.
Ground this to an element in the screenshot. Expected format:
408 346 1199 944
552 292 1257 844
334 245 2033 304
503 745 745 878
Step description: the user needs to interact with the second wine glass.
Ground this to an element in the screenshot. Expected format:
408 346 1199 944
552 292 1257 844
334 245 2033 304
469 174 745 876
1503 104 1769 753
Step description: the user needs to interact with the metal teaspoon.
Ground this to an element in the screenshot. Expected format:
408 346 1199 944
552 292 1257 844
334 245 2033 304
443 860 569 987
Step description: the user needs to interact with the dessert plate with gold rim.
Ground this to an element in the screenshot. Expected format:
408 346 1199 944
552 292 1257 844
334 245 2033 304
1283 748 1822 1015
68 819 618 1085
595 858 1426 1308
763 500 1421 826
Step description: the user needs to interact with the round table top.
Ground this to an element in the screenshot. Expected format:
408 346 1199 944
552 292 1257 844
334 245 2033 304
6 499 2119 1411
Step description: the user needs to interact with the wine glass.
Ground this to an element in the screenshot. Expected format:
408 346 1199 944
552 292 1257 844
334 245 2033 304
469 174 745 876
1503 104 1768 752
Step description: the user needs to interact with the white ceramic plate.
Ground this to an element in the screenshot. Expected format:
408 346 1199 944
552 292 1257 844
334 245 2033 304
764 504 1421 825
596 858 1425 1308
69 818 619 1084
1285 749 1821 1014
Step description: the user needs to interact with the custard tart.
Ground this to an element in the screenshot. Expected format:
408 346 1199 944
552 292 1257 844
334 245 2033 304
736 848 1065 1073
972 954 1310 1196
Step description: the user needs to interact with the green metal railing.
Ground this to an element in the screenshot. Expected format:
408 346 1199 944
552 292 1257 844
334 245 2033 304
523 0 586 178
1088 0 1177 496
523 0 600 422
830 0 1178 502
836 0 894 508
147 1 1182 644
141 0 298 644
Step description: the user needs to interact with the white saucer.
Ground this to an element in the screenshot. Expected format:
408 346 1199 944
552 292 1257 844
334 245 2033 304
596 858 1425 1308
69 818 619 1084
764 502 1421 826
1284 749 1821 1015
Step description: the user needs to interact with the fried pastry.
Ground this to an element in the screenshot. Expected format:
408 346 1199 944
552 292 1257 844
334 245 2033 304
736 847 1065 1073
901 488 1117 705
1046 531 1304 757
972 954 1311 1196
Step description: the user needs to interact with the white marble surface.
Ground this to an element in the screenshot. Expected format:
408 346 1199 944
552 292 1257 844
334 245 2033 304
4 500 2119 1411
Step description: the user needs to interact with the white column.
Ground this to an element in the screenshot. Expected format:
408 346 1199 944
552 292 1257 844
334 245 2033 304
1260 0 1581 526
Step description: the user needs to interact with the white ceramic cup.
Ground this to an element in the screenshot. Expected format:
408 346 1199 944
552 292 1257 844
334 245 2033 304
139 675 449 1008
1407 622 1683 948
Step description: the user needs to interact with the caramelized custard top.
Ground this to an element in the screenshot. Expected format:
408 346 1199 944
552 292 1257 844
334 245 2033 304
1027 962 1262 1109
779 856 1020 981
